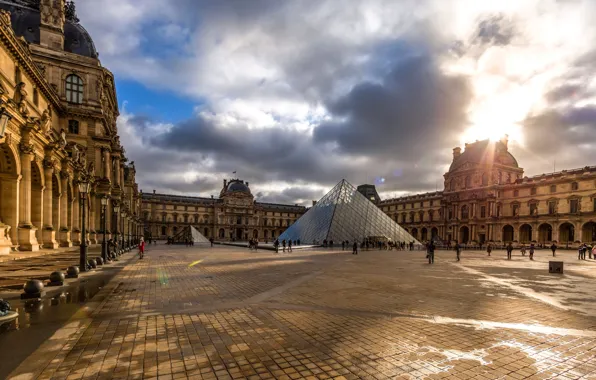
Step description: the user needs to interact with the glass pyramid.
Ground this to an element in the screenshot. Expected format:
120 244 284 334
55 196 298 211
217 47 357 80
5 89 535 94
279 179 419 245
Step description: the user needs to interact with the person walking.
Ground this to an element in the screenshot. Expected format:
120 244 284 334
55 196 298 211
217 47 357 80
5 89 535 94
282 239 286 253
427 241 435 264
273 239 279 253
139 237 145 259
455 242 461 262
588 244 593 259
352 241 358 255
288 240 292 253
506 242 513 260
550 242 557 257
529 243 535 260
342 241 345 251
487 244 492 257
520 244 526 256
592 245 596 260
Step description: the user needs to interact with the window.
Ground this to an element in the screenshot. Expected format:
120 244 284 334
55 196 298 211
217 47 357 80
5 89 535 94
409 212 414 223
65 74 83 104
161 226 166 235
531 187 537 195
448 209 453 220
162 214 166 222
548 201 556 215
33 88 38 106
418 211 424 222
571 182 579 191
430 200 434 206
419 202 423 208
496 205 501 217
428 210 434 221
401 214 406 223
570 199 579 214
530 203 538 215
68 119 79 134
461 205 469 219
184 215 188 223
480 206 486 218
550 185 556 193
513 190 519 197
512 204 519 216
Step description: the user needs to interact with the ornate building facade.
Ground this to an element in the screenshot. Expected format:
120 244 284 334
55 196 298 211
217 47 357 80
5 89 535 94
141 179 306 241
377 137 596 246
0 0 139 253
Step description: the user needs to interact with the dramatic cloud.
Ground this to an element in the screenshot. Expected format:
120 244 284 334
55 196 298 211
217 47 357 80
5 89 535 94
80 0 596 204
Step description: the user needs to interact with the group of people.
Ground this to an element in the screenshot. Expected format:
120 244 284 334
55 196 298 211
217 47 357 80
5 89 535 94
273 239 295 253
248 239 259 250
577 243 595 260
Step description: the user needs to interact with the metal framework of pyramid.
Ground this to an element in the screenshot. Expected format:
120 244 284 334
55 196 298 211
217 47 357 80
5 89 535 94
279 179 419 245
171 226 210 244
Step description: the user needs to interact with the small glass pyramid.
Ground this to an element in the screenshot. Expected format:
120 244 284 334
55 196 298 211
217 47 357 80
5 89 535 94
279 179 419 245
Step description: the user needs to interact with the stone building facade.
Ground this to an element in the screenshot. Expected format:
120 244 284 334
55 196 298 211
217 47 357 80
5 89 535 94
141 179 306 241
378 137 596 246
0 0 139 254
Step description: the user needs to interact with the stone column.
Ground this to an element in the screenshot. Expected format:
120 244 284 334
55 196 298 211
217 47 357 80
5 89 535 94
59 173 72 247
103 149 111 180
0 173 18 254
42 161 58 248
18 143 39 251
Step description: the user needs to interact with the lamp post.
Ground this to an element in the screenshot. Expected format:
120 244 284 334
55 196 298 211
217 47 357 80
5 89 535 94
100 195 108 262
113 203 120 256
78 179 91 272
121 210 126 252
0 105 12 138
128 216 131 248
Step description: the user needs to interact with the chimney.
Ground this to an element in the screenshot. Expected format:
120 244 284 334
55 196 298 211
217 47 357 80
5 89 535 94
40 0 66 50
223 179 227 187
246 182 249 187
453 147 461 159
500 134 509 150
153 189 156 194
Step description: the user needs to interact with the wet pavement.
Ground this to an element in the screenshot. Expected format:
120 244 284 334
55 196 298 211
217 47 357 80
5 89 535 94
1 245 596 379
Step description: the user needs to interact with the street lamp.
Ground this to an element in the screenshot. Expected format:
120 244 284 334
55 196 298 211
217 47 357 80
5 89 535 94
0 105 12 138
78 179 91 272
100 195 108 262
120 210 126 252
113 203 120 256
128 216 132 248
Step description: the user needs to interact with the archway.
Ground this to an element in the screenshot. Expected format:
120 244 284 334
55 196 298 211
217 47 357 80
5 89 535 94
204 227 209 238
459 226 470 244
559 223 575 243
264 230 269 239
0 143 19 250
582 222 596 242
538 223 552 243
253 229 258 239
431 227 438 240
519 224 532 243
411 228 418 239
218 228 225 238
421 227 428 241
502 225 514 242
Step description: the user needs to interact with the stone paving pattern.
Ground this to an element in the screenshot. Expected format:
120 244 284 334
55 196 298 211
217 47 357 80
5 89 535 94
6 245 596 379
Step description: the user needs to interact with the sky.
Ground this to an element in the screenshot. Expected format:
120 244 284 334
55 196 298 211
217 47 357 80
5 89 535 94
76 0 596 205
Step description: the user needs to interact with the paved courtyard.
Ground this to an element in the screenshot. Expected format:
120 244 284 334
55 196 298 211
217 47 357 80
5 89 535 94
3 244 596 380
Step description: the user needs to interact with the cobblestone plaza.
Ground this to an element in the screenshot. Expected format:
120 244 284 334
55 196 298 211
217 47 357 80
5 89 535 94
3 245 596 379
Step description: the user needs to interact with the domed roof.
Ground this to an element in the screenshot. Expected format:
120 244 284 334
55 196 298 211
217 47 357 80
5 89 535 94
449 139 519 172
227 180 251 194
0 1 98 58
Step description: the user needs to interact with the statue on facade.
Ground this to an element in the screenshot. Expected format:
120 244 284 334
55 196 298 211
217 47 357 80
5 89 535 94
59 129 67 149
80 151 86 168
72 144 80 163
40 108 52 134
87 162 95 178
13 82 29 116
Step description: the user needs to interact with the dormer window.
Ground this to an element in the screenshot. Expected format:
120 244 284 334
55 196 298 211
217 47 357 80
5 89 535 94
65 74 83 104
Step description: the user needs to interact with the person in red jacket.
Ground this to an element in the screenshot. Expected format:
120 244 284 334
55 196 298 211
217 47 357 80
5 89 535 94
139 238 145 259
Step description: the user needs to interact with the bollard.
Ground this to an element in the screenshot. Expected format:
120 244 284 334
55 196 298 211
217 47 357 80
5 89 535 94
21 279 46 299
87 259 97 269
47 271 65 286
66 266 79 278
549 261 564 274
95 257 104 266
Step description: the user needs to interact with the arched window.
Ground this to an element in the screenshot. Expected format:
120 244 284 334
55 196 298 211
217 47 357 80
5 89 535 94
65 74 83 104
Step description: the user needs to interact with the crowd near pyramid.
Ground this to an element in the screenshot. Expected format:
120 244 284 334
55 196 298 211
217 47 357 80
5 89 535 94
279 180 419 245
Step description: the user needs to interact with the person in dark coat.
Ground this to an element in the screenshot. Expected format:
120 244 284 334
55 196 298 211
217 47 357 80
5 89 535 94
427 241 435 264
352 241 358 255
550 242 557 257
506 242 513 260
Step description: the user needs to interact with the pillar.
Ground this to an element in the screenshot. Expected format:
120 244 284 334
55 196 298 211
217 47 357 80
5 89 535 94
89 193 97 244
103 149 111 180
113 157 120 186
42 162 58 248
18 144 39 251
59 173 72 247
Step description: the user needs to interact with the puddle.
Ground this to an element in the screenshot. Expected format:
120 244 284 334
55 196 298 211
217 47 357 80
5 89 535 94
0 276 108 334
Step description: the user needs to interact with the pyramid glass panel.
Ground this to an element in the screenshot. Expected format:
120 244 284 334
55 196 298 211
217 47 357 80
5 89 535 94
279 179 419 245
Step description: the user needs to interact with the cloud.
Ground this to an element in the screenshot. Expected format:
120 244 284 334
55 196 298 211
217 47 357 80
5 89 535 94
80 0 596 204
